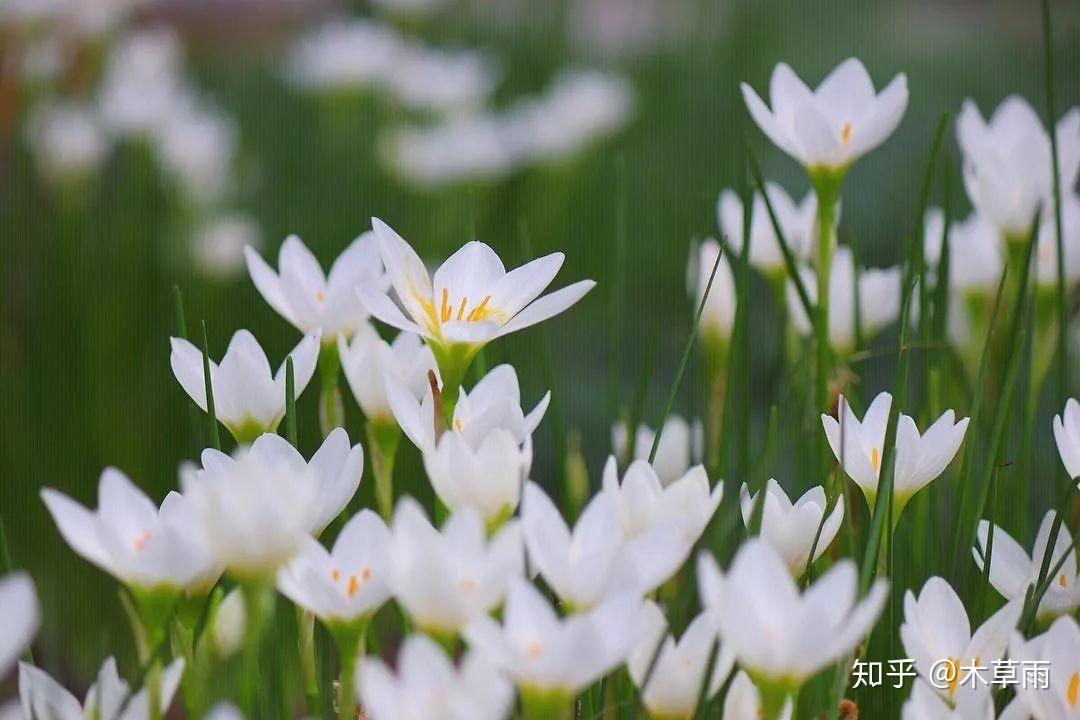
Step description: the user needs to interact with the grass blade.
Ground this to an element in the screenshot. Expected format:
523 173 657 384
285 356 297 446
201 321 221 451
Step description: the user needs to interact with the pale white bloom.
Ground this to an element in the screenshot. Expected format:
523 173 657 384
360 219 595 352
359 634 513 720
338 323 438 425
924 209 1004 292
892 410 970 505
901 679 995 720
718 184 817 275
789 246 901 352
156 104 236 204
1053 397 1080 480
98 30 186 138
389 499 523 636
19 657 184 720
370 0 452 14
42 469 220 594
388 44 498 114
192 213 262 281
0 573 38 676
204 703 244 720
722 672 793 720
741 58 908 173
698 539 887 686
27 101 108 181
1007 615 1080 719
465 577 643 697
170 329 320 443
245 233 388 341
900 576 1020 706
687 238 738 342
277 510 392 626
821 391 891 501
613 415 704 486
957 96 1080 239
974 511 1080 624
425 430 531 525
285 20 401 92
387 114 518 187
1034 194 1080 287
211 588 245 658
739 479 843 578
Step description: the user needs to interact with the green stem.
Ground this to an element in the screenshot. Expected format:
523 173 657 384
811 173 841 413
521 690 574 720
319 344 343 437
297 607 322 717
366 421 401 520
332 625 365 720
240 583 273 716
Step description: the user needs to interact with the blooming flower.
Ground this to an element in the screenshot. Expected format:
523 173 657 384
739 479 843 578
821 391 890 499
424 429 532 527
901 679 995 720
741 58 908 174
924 209 1004 293
19 656 184 720
388 499 523 637
957 96 1080 239
900 576 1020 706
0 573 38 676
245 233 388 341
338 323 438 426
387 44 498 115
697 539 887 689
717 184 817 277
98 30 186 138
26 101 108 182
1034 194 1080 287
277 510 392 627
973 511 1080 624
285 19 401 92
722 672 793 720
156 104 236 205
612 416 703 487
358 634 514 720
688 239 737 342
1053 398 1080 481
1007 615 1080 719
170 329 320 443
42 468 220 594
192 213 262 281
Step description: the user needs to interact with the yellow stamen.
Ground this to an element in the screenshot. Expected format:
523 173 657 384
524 641 543 660
440 288 450 323
840 121 853 144
456 296 468 320
945 657 960 696
361 566 372 581
132 530 151 552
467 295 492 322
331 569 340 582
871 448 880 473
347 575 360 598
454 419 464 431
1068 672 1080 708
315 291 325 303
1060 573 1069 588
459 578 477 594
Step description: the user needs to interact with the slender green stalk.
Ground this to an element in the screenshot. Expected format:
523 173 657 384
624 335 655 468
1042 0 1068 398
332 625 366 720
285 357 297 446
297 607 321 717
201 321 221 451
171 286 188 339
930 156 955 420
811 173 840 414
366 421 401 520
1028 482 1078 630
318 344 343 437
240 583 274 716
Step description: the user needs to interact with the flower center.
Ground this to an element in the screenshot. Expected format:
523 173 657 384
1060 573 1069 589
439 289 496 324
132 530 151 552
840 121 853 145
331 567 372 599
944 657 961 696
524 641 543 660
870 447 881 474
315 291 325 303
1069 672 1080 708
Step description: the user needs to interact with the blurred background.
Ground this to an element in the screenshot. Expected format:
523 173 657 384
1 0 1079 689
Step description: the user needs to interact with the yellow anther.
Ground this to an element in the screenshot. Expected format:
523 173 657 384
456 296 468 320
841 121 853 144
1060 573 1068 588
347 575 360 598
524 641 543 660
1068 672 1079 708
467 295 492 322
132 530 151 552
315 291 325 303
871 448 880 473
331 569 340 582
440 288 450 323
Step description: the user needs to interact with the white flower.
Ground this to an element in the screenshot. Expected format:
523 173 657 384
522 481 687 611
688 238 737 342
1053 397 1080 480
424 430 532 526
717 184 817 275
892 410 970 507
388 44 498 114
901 679 995 720
465 577 643 698
98 30 186 138
789 247 901 352
156 103 236 205
741 58 908 173
359 634 514 720
19 656 184 720
1008 615 1080 719
388 499 523 637
245 233 388 341
198 429 363 537
698 539 887 687
27 101 108 182
211 588 245 658
722 672 793 720
41 468 220 594
170 329 320 443
192 213 262 281
612 416 704 486
1034 194 1080 286
285 20 401 92
924 210 1004 292
0 573 38 676
277 510 392 627
338 323 438 425
821 391 891 500
957 96 1080 239
205 703 244 720
900 576 1021 706
739 479 843 578
360 219 595 356
973 511 1080 624
386 114 517 187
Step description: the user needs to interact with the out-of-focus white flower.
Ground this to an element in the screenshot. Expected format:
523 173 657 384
27 102 108 182
722 672 793 720
0 573 38 676
204 703 244 720
741 58 908 174
42 469 220 594
277 510 392 627
98 30 186 138
698 539 887 689
370 0 453 14
425 430 532 527
900 576 1020 706
717 184 817 276
974 511 1080 625
170 329 320 443
339 323 438 425
901 679 995 720
192 213 262 281
388 44 498 115
2 0 144 37
686 238 738 343
924 209 1004 292
156 105 236 204
1007 615 1080 719
957 96 1080 240
211 588 245 658
465 577 643 700
1034 194 1080 287
387 114 518 187
739 479 843 578
246 233 388 342
1053 397 1080 481
788 246 901 352
285 19 401 92
359 634 514 720
19 657 184 720
612 416 704 486
388 499 523 637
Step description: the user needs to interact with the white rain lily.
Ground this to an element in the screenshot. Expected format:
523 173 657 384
338 323 438 425
957 96 1080 240
612 416 704 487
388 499 523 637
285 19 401 92
522 481 687 611
465 577 643 701
42 469 219 594
688 238 737 342
359 219 595 368
210 588 245 658
698 539 887 689
424 430 532 526
717 184 817 276
741 58 908 174
739 479 843 578
1034 194 1080 287
26 101 108 182
891 411 970 508
358 634 514 720
1053 398 1080 481
170 329 320 443
389 363 549 454
192 213 262 281
388 44 498 115
821 391 891 501
277 510 392 627
924 210 1004 292
789 247 901 352
156 104 235 204
19 657 184 720
1007 615 1080 719
722 672 793 720
0 573 38 676
974 511 1080 624
900 576 1021 706
98 30 186 138
901 679 995 720
245 233 388 341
